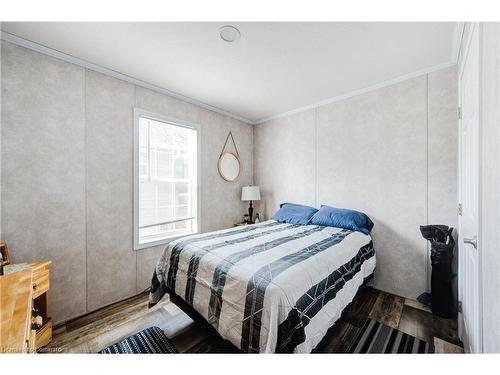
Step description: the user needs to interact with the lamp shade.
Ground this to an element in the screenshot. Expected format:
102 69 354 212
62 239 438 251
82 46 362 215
241 186 261 201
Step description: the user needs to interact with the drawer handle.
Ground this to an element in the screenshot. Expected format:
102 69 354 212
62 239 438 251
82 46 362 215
33 283 37 290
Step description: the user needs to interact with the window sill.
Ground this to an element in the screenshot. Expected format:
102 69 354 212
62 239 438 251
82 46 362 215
134 231 198 251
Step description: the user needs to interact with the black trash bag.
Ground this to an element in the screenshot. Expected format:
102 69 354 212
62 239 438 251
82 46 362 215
420 224 456 318
420 224 450 243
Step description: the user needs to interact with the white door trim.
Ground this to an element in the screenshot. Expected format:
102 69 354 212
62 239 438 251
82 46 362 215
457 22 483 353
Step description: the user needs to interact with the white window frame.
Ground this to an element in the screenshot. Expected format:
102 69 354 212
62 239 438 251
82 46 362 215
133 108 201 250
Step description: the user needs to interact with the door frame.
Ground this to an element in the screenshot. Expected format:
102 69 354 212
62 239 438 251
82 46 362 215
457 21 483 354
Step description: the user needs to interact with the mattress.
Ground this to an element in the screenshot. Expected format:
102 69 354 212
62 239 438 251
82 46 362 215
149 220 375 353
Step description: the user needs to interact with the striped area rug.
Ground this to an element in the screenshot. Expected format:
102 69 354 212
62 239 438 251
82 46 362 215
347 319 433 353
98 326 177 354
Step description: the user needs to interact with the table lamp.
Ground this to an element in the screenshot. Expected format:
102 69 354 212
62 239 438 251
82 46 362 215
241 186 261 223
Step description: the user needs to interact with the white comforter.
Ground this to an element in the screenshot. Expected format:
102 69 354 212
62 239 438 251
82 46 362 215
149 220 375 353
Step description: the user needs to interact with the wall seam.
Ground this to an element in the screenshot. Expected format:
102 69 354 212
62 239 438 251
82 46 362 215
84 68 89 313
425 73 430 292
134 84 138 294
252 117 255 185
314 108 318 207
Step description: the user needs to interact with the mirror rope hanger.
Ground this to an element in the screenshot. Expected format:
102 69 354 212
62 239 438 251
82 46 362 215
218 131 242 182
219 131 240 158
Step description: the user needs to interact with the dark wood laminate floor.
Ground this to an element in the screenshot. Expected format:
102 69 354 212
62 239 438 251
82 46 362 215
46 286 463 354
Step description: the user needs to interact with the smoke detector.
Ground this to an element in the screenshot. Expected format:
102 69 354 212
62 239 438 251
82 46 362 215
219 25 241 43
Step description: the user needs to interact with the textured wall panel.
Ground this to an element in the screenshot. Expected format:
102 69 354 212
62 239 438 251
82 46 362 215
86 70 137 311
1 41 87 322
197 108 254 232
254 110 316 219
428 66 458 227
136 245 164 292
316 77 427 299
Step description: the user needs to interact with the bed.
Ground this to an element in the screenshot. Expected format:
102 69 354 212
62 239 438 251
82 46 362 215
149 220 375 353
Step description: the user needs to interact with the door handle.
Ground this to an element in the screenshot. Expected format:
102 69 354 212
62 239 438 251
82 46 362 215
464 236 477 249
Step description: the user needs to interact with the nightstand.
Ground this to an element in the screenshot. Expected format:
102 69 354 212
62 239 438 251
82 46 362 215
0 261 52 353
234 222 249 227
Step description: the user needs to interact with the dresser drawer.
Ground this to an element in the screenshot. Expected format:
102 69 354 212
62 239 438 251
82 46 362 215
32 269 49 299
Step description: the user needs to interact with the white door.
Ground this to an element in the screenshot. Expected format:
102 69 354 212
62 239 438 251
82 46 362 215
458 23 482 353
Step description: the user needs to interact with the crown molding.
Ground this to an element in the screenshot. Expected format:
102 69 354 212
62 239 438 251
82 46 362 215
254 61 457 125
0 31 255 125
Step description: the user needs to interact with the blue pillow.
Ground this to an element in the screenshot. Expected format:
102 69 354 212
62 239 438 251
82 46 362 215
272 203 318 225
310 205 374 234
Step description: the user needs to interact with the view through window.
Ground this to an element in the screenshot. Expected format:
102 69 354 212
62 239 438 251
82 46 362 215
136 114 198 247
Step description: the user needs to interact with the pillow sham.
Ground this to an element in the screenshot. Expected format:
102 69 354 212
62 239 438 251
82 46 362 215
272 203 318 225
310 205 374 234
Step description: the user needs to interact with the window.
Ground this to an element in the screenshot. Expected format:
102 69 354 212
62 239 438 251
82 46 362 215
134 110 199 249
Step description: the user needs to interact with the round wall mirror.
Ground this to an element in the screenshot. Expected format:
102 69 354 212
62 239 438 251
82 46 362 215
218 152 241 182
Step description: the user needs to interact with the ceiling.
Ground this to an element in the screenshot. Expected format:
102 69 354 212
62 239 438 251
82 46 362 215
1 22 459 123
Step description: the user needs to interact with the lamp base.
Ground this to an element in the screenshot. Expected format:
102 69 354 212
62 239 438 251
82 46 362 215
248 201 253 223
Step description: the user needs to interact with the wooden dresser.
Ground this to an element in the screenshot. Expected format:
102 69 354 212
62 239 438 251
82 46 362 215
0 262 52 353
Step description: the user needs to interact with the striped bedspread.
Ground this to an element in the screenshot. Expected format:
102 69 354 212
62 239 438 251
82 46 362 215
149 220 376 353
